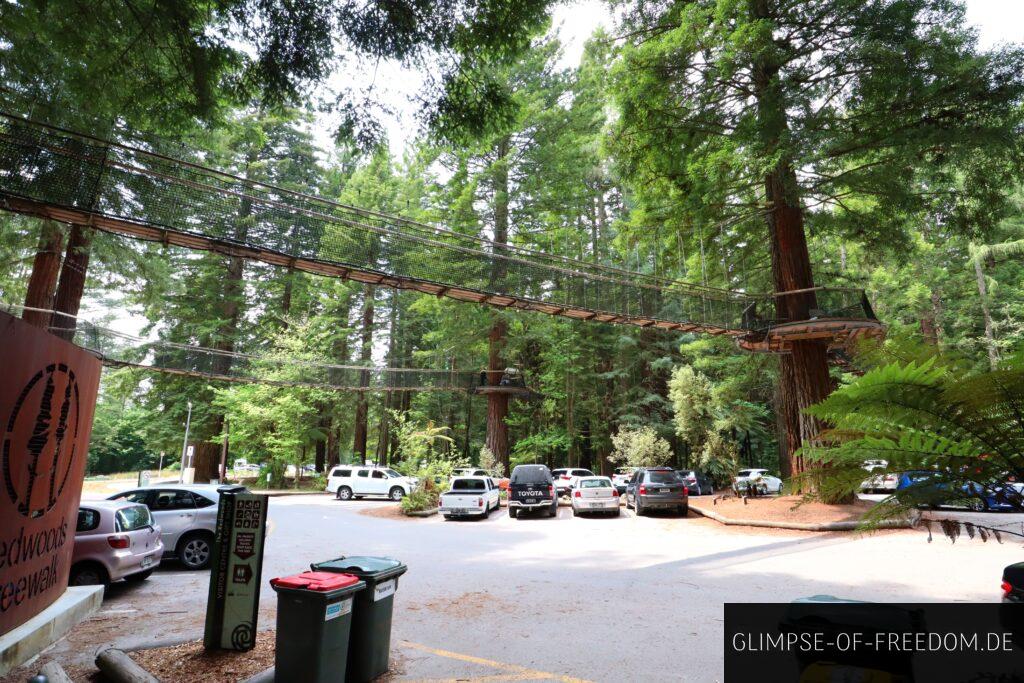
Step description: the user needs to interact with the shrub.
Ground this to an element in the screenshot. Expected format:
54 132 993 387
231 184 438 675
401 488 439 515
609 426 673 468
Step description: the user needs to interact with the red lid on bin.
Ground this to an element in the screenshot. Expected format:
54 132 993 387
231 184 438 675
271 571 360 591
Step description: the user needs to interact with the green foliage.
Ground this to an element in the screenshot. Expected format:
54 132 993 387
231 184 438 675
668 363 770 479
389 410 456 466
478 446 498 473
698 432 741 489
401 488 440 515
668 366 715 449
86 407 158 475
800 340 1024 522
609 427 673 468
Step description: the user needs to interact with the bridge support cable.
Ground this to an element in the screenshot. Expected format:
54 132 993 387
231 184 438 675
2 305 477 392
0 112 882 350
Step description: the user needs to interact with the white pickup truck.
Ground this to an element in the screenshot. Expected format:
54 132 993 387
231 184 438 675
439 477 501 519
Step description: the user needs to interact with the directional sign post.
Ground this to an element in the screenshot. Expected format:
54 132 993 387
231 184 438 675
203 491 268 651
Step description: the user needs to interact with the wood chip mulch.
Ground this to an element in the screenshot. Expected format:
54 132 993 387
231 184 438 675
128 636 276 682
703 494 877 524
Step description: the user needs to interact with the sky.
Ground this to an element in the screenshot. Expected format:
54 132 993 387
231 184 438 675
82 0 1024 342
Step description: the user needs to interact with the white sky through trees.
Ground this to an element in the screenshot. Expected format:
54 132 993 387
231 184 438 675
78 0 1022 342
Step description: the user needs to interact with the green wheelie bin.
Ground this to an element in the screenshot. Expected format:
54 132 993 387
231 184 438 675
270 571 366 683
310 556 408 683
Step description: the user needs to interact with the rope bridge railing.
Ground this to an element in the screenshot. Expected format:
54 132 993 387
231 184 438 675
3 305 477 392
0 112 878 337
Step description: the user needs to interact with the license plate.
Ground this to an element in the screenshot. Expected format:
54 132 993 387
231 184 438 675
141 556 153 568
524 499 536 504
659 488 670 493
588 502 601 508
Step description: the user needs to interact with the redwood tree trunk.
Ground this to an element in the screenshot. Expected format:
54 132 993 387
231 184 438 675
485 318 510 475
973 254 999 370
22 220 64 329
353 284 375 460
750 11 834 490
765 165 832 485
53 223 93 341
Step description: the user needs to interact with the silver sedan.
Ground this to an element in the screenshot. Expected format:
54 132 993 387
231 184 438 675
571 476 621 517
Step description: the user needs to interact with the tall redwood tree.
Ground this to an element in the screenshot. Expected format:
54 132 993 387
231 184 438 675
611 0 1024 494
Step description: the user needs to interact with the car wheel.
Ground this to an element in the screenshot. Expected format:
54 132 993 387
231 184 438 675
636 499 645 516
509 507 518 519
178 533 213 570
612 509 620 517
681 504 689 517
969 499 987 512
124 569 153 583
337 486 353 501
572 507 579 517
548 504 557 518
695 485 702 496
69 562 109 587
389 486 405 502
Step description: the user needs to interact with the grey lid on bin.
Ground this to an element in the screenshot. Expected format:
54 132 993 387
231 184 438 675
311 556 407 581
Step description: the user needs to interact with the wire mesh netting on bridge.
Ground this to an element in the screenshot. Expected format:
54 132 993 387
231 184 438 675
3 305 477 392
0 112 877 340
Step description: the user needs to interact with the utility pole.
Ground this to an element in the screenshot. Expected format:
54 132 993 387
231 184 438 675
158 451 165 475
219 417 229 482
178 400 193 483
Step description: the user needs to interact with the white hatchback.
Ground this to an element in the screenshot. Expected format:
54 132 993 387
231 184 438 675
327 465 418 502
571 476 621 517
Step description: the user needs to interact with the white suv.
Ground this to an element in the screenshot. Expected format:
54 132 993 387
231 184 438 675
326 466 418 502
552 468 595 497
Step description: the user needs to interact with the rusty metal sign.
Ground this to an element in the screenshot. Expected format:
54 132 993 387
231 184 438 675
0 311 100 635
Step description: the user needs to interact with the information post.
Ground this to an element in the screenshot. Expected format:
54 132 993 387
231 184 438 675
203 491 269 651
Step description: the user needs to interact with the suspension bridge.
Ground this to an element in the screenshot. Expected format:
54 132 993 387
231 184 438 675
0 112 883 353
3 305 479 392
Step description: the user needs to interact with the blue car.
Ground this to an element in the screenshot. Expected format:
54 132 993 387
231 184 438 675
897 471 1023 511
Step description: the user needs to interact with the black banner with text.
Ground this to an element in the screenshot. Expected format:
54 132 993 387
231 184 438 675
725 602 1024 682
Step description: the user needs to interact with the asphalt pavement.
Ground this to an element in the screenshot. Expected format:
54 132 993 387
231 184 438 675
31 494 1024 682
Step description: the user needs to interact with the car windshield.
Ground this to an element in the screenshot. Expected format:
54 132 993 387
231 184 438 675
384 469 401 478
115 505 152 532
452 479 486 491
737 470 752 477
647 471 681 484
512 467 550 484
581 479 611 488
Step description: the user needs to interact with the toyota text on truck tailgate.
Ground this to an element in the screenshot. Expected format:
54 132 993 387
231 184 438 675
508 464 558 518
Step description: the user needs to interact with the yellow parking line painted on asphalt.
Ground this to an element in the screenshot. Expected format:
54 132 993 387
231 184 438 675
402 675 550 682
400 640 593 683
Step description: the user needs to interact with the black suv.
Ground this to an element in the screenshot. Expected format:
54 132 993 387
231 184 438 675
625 467 688 516
508 465 558 519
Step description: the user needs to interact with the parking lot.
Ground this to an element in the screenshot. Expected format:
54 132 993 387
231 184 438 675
40 494 1024 682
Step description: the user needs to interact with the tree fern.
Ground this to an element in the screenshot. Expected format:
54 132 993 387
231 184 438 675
799 343 1024 525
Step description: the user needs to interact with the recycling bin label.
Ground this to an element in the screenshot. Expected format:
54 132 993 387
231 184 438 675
325 597 353 621
203 491 269 650
374 579 397 602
